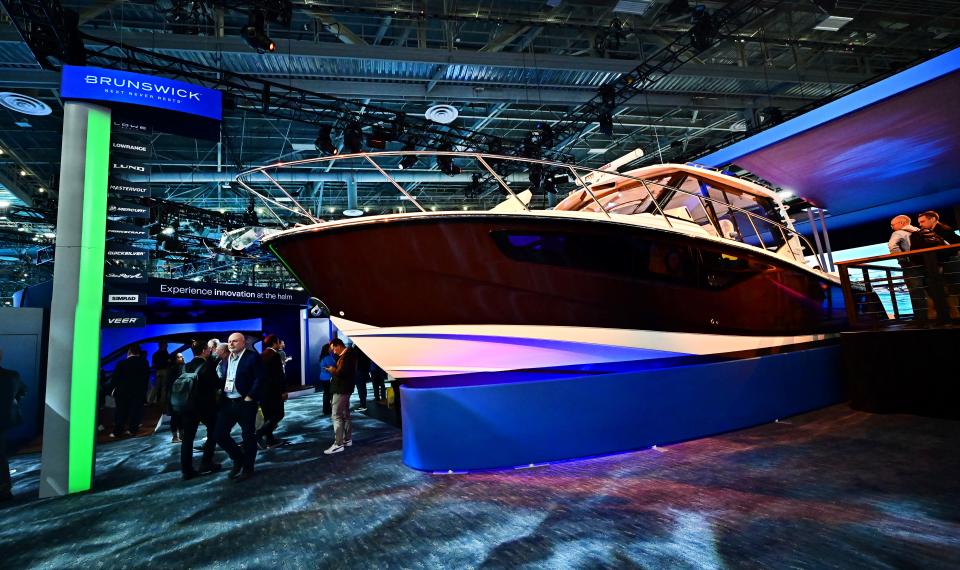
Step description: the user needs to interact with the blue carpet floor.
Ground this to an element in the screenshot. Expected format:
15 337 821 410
1 394 959 569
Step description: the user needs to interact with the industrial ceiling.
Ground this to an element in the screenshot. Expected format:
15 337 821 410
0 0 957 298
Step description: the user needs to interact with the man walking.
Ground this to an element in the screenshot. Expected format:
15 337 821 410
324 338 358 455
111 345 151 437
179 340 223 480
256 334 287 449
214 333 264 482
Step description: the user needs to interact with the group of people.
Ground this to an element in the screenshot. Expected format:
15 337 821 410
887 209 960 319
106 331 369 481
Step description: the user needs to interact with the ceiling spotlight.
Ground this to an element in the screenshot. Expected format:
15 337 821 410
342 121 364 154
38 186 45 193
529 123 555 148
366 126 393 150
314 124 338 155
528 164 544 192
0 200 10 208
544 173 569 194
241 10 276 53
17 224 26 232
162 226 176 236
43 232 55 239
19 170 27 176
665 0 690 17
598 111 614 136
436 143 461 176
464 173 482 199
690 6 718 51
398 140 418 169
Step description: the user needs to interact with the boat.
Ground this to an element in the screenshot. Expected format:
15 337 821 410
256 152 849 381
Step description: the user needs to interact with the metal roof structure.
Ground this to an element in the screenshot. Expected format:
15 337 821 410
0 0 957 297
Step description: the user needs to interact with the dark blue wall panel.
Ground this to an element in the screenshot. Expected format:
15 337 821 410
401 346 842 471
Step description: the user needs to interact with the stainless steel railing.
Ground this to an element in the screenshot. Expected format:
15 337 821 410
237 151 821 269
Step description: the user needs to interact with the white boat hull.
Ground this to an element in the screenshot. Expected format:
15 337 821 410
332 317 836 378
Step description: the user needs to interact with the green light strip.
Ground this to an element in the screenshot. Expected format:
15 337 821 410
268 243 308 289
68 106 110 493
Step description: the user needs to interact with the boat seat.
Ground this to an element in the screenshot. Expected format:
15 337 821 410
719 219 739 240
700 219 740 241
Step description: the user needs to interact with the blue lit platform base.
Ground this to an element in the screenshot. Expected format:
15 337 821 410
400 345 841 472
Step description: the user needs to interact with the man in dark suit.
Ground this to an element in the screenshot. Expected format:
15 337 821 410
0 348 26 501
324 338 358 455
179 340 224 480
111 345 151 437
256 334 287 449
214 332 264 482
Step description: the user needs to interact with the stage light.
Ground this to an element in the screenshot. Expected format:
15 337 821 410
464 173 482 199
529 123 554 148
398 139 418 169
544 173 569 194
598 111 614 136
342 121 364 154
690 7 717 51
437 143 461 176
528 164 544 192
665 0 689 17
314 124 338 155
366 126 392 150
241 10 276 53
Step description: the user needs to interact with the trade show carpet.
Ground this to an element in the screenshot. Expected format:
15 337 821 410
2 395 959 569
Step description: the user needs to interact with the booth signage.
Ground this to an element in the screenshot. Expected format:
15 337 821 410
110 139 151 159
101 310 146 328
110 159 150 177
105 243 149 260
61 65 223 121
105 292 146 305
106 221 149 240
108 178 151 198
105 264 148 284
149 278 308 306
107 199 150 219
112 118 152 135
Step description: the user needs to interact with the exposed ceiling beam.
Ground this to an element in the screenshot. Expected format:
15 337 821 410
0 28 862 87
0 69 816 110
247 79 813 109
0 29 871 85
313 13 368 45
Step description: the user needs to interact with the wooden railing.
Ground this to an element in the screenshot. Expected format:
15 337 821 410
837 242 960 326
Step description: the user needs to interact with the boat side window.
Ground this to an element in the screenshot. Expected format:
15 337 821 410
490 230 696 286
603 176 670 215
698 184 785 251
698 247 767 289
658 176 713 226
